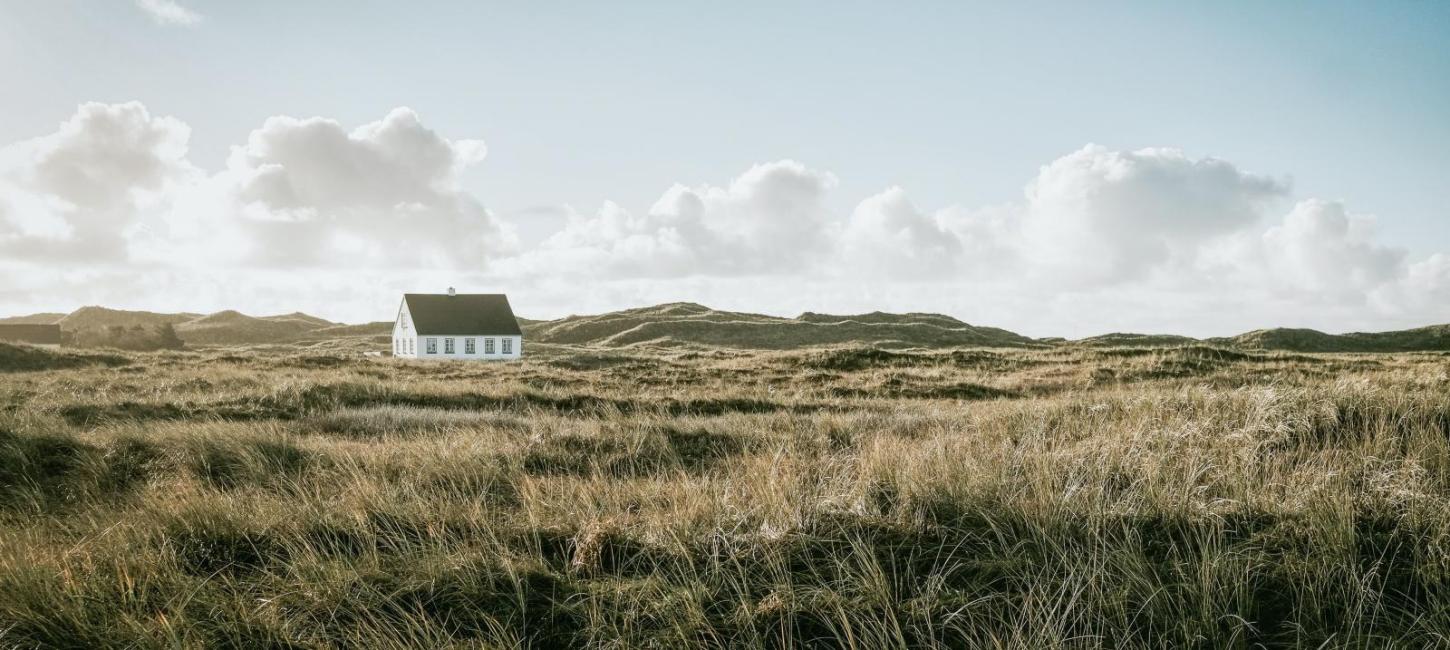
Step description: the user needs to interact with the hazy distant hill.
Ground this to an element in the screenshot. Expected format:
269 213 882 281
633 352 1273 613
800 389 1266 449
0 313 67 325
522 302 1040 349
1211 325 1450 353
3 303 1448 352
1074 333 1201 348
303 322 393 339
1071 325 1450 352
261 312 337 328
176 310 335 345
59 306 200 331
798 311 972 328
0 306 363 347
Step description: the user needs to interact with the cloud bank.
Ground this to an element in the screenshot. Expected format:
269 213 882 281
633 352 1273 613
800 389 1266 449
514 160 837 277
2 102 1447 336
195 108 509 269
134 0 203 26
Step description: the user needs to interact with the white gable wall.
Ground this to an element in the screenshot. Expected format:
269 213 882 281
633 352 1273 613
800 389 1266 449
392 299 418 358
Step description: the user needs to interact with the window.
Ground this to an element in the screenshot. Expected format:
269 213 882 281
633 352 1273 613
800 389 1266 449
426 338 437 354
408 339 414 354
484 338 495 354
464 338 476 354
444 338 455 354
502 337 513 355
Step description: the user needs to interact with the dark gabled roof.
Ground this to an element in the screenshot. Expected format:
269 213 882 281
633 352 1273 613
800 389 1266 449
403 294 522 336
0 324 62 344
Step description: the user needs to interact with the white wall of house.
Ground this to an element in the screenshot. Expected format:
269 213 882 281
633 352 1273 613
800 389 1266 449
408 334 522 360
391 300 418 359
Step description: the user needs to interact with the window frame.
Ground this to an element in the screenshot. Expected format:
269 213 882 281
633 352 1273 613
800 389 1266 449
444 337 455 354
426 338 437 354
464 337 476 354
502 337 513 355
484 337 495 354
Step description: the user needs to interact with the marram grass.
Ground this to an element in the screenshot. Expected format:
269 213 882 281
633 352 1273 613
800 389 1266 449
1 342 1449 648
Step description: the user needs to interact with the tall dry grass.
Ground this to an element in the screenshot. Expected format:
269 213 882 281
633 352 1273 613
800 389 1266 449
0 343 1448 648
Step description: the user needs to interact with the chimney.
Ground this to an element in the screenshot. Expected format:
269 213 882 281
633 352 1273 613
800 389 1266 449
447 287 456 296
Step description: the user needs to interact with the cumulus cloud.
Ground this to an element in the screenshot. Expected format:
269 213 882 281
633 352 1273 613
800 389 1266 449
517 160 836 277
135 0 202 26
1399 255 1450 311
0 102 194 261
495 144 1448 333
207 107 510 268
530 145 1300 287
1018 145 1289 284
1259 199 1406 295
840 187 961 278
2 102 512 280
1 101 1447 334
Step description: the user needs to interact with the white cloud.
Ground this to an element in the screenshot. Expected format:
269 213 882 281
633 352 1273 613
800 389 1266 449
2 103 512 282
840 187 961 279
1260 199 1406 295
515 159 836 277
135 0 202 26
1401 254 1450 309
0 101 195 261
502 146 1445 334
1018 144 1288 284
531 145 1296 287
1 101 1447 335
207 107 511 269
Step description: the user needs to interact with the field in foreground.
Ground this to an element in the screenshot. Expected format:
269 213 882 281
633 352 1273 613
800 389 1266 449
1 342 1449 648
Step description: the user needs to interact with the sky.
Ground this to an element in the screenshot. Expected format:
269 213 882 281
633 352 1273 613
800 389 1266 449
0 0 1447 337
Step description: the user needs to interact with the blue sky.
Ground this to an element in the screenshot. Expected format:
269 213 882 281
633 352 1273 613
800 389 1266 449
5 1 1446 246
0 1 1446 335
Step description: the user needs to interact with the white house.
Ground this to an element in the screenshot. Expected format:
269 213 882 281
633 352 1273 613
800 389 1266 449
393 289 523 360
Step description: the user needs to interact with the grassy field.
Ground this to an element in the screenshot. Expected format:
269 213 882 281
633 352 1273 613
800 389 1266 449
1 341 1449 648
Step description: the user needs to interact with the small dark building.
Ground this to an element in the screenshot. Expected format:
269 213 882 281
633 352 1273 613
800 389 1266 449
0 324 63 347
